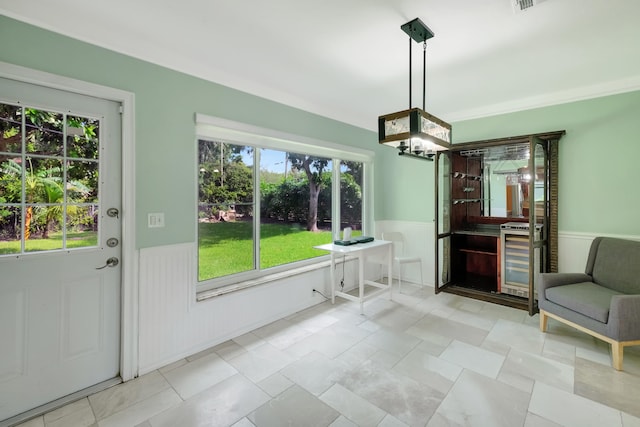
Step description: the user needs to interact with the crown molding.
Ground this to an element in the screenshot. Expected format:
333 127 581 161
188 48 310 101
446 75 640 123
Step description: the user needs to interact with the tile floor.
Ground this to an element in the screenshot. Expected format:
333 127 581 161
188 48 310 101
14 283 640 427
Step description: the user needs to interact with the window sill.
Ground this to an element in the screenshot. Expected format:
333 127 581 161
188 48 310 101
196 255 357 302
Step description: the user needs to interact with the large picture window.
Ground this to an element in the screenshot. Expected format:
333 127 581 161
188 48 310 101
196 116 372 293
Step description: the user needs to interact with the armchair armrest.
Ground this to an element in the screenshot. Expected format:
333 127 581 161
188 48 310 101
607 295 640 341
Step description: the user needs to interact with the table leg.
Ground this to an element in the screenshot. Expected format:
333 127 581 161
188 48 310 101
330 252 336 304
387 243 393 300
359 253 365 314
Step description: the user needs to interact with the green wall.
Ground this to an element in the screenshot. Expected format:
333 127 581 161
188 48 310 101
452 92 640 235
2 16 639 241
0 16 381 248
375 148 435 221
377 91 640 236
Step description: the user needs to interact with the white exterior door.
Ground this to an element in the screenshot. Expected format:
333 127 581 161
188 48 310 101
0 77 122 421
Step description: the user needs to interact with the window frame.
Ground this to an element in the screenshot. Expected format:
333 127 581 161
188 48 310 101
195 113 374 295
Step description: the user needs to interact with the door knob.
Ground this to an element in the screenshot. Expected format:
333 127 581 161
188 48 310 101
96 257 119 270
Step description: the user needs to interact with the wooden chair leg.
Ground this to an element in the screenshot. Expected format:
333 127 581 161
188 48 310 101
539 310 548 332
612 342 624 371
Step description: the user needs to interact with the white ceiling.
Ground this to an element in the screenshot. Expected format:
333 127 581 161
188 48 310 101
2 0 640 131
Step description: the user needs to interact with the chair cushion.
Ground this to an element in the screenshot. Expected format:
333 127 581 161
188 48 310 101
545 282 623 323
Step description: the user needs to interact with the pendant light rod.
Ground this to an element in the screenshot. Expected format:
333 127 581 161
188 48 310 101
409 37 412 109
423 42 426 111
401 18 434 110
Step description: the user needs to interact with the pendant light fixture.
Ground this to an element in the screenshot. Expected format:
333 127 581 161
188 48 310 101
378 18 452 160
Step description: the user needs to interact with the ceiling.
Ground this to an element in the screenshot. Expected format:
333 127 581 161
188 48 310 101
2 0 640 131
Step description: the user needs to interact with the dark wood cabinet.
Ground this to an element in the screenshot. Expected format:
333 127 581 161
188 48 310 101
451 232 500 292
434 131 564 314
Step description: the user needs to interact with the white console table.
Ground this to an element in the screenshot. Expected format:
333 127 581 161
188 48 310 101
314 240 393 314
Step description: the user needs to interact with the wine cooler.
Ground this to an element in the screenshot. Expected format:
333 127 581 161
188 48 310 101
500 222 542 298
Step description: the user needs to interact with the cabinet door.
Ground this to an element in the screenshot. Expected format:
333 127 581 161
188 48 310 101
435 151 452 293
528 137 548 314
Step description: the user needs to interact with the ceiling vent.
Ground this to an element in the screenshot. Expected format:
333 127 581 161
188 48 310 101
513 0 546 13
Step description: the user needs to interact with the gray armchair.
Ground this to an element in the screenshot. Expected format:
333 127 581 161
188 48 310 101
538 237 640 370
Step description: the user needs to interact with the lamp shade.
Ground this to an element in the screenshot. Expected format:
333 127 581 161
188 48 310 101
378 107 451 157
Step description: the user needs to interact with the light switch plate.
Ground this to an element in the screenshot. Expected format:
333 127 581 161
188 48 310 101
148 212 165 228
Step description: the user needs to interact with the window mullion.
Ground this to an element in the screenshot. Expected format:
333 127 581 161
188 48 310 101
254 147 261 271
62 113 68 249
20 106 26 253
332 158 341 241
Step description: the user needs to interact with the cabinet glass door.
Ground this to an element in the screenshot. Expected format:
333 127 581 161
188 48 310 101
528 138 548 314
435 151 452 293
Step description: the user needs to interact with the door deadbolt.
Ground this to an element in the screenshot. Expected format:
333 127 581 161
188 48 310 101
106 238 119 248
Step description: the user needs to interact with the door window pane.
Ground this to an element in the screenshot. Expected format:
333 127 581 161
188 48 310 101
26 157 63 204
0 206 21 254
24 203 64 252
65 204 98 249
68 160 99 203
0 103 22 154
67 116 99 159
25 109 64 156
0 103 100 255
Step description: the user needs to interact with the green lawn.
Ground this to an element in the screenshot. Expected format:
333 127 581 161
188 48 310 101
1 222 350 282
0 230 98 254
198 221 348 281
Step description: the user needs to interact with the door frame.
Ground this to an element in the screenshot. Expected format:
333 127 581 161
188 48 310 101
0 61 138 381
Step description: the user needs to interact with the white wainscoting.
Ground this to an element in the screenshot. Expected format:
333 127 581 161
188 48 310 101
557 231 640 272
375 220 435 286
557 232 595 273
136 228 639 375
373 221 640 282
138 243 344 374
